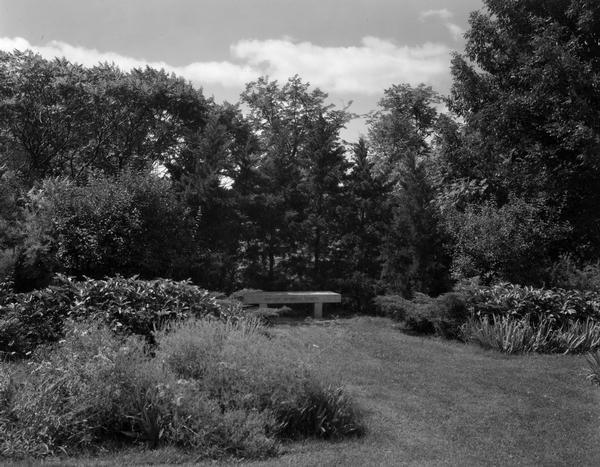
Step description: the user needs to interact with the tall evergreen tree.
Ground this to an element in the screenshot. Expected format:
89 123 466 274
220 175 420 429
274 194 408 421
369 84 451 295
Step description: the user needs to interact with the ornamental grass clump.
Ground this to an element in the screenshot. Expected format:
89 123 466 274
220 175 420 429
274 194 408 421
586 352 600 386
461 315 600 354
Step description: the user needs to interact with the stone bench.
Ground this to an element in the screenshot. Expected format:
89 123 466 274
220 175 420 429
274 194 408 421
238 291 341 319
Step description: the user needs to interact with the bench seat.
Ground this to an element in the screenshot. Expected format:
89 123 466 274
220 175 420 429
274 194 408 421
238 291 341 319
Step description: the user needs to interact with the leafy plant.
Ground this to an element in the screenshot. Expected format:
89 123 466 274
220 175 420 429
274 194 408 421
0 275 229 357
156 317 364 440
465 282 600 328
462 315 600 354
586 352 600 386
374 292 468 338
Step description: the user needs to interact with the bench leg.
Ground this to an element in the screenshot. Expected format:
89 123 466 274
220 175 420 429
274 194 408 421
314 303 323 319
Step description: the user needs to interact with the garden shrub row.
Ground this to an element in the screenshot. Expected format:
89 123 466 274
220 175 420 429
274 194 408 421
0 275 232 357
375 282 600 353
463 282 600 327
0 317 364 459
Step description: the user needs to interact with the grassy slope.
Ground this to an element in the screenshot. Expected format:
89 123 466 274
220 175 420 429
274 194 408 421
35 317 600 466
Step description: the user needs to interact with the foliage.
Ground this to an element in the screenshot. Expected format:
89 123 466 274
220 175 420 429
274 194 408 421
374 292 468 337
0 51 210 184
445 196 569 284
465 282 600 327
0 320 279 458
548 254 600 292
0 317 363 459
368 84 451 296
238 76 353 290
157 318 364 440
462 315 600 354
15 172 195 289
586 352 600 386
0 275 223 357
447 0 600 260
0 167 22 281
0 280 74 357
336 139 393 311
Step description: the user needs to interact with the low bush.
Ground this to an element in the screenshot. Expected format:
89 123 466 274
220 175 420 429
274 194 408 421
67 275 222 338
465 282 600 327
0 275 226 357
374 292 468 338
0 317 363 459
0 320 279 458
373 295 410 321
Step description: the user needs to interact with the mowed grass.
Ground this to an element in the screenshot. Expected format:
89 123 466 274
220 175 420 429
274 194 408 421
29 317 600 466
252 317 600 466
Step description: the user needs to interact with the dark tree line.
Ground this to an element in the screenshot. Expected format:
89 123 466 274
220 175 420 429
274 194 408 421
1 0 600 306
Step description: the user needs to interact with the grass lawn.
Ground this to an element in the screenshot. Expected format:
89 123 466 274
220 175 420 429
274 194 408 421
31 317 600 466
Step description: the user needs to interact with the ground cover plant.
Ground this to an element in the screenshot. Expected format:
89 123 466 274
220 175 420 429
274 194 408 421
0 317 363 460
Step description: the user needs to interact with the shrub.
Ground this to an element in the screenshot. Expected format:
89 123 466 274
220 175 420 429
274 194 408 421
0 275 225 357
15 172 195 290
444 196 568 285
548 254 600 292
374 292 468 338
156 318 364 440
0 281 75 357
67 275 222 338
373 295 410 321
465 283 600 328
431 292 469 339
0 316 363 459
0 320 280 459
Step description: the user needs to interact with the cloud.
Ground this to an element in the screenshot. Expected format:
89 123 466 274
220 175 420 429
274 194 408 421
419 9 453 21
0 36 258 88
232 37 450 94
445 23 465 41
0 36 451 95
419 9 464 41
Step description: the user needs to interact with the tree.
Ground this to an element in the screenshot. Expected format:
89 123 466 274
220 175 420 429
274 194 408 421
297 112 350 287
0 51 210 184
448 0 600 259
239 76 351 289
337 138 393 309
368 84 451 296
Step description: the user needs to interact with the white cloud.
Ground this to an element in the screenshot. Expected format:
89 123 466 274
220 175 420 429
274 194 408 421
0 36 451 95
232 37 450 94
419 9 464 41
419 8 453 21
0 36 257 88
446 23 465 41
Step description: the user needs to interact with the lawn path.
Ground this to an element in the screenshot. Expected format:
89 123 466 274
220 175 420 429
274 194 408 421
250 317 600 466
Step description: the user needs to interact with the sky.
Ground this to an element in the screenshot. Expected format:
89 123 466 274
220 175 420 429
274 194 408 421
0 0 483 140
